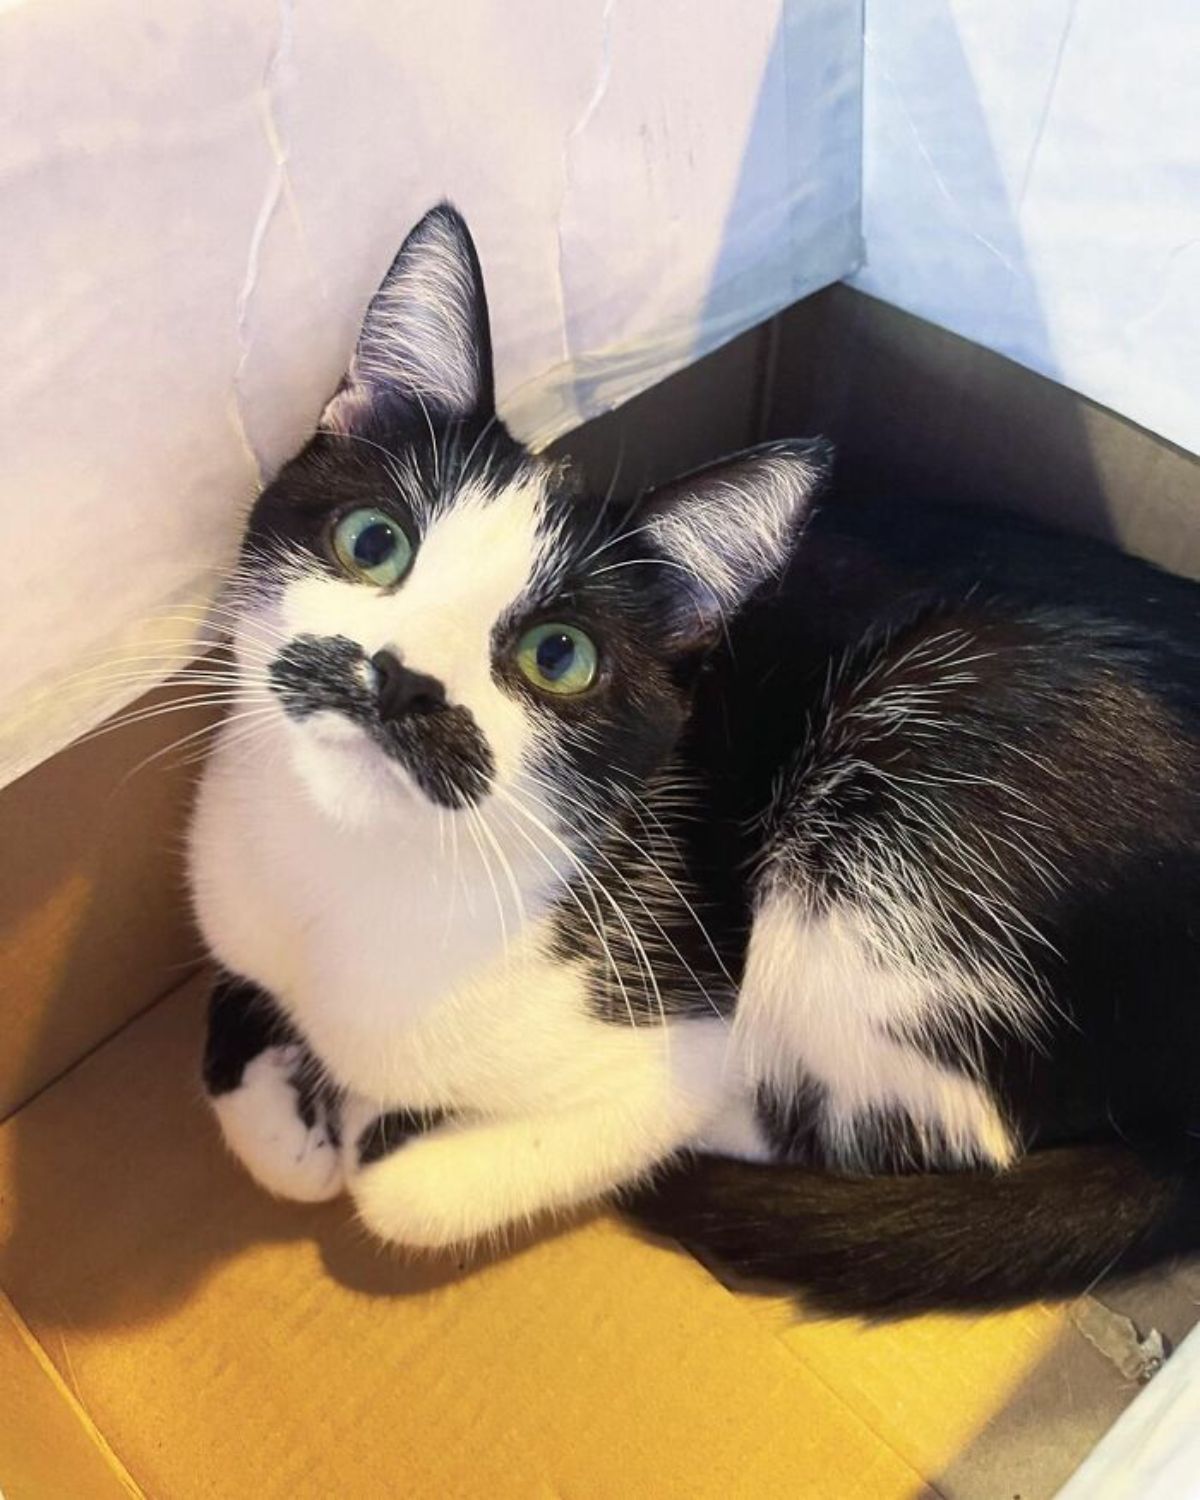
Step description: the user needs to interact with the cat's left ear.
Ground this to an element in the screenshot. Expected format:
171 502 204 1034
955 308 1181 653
321 203 495 434
641 439 831 647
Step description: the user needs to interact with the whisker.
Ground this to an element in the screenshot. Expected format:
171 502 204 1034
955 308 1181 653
519 768 730 1023
490 797 639 1032
457 411 501 490
67 691 273 754
115 704 279 785
495 787 664 1032
409 388 441 491
462 803 511 968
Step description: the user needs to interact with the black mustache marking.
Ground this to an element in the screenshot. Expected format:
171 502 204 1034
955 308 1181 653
269 634 495 809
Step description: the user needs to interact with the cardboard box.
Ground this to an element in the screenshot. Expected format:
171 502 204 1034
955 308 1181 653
7 970 1196 1500
2 297 1198 1498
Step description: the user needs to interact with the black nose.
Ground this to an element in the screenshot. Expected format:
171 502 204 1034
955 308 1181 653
371 650 446 723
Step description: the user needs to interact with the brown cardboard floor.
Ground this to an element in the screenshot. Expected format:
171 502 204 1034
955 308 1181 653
2 975 1194 1500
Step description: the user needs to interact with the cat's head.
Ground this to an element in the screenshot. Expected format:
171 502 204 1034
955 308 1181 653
233 205 828 838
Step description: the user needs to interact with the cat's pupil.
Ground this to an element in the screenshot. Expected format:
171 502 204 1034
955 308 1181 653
354 522 397 567
536 632 575 680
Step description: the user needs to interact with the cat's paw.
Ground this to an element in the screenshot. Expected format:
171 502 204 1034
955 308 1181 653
209 1044 345 1203
348 1123 494 1249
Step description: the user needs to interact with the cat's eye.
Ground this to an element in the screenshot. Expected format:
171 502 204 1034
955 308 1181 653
514 622 599 696
331 508 413 587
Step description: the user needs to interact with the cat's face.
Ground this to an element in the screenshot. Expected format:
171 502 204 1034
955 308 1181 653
230 205 826 841
240 429 704 834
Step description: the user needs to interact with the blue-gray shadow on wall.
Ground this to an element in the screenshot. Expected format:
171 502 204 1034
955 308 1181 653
696 0 1108 535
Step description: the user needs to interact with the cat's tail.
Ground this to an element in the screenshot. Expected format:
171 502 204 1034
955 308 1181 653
622 1145 1200 1314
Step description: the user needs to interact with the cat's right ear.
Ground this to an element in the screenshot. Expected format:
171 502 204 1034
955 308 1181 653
321 204 495 434
640 439 831 649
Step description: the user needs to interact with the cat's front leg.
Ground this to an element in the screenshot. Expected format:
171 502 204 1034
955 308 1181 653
203 973 345 1203
342 1019 757 1249
345 1108 639 1248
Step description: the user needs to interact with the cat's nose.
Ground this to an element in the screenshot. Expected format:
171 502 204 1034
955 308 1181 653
370 649 446 723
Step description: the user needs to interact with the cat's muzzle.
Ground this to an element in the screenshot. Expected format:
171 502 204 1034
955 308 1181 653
268 633 495 809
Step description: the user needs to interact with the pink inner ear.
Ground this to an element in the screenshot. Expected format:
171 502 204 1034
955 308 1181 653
644 448 825 637
320 379 372 438
319 207 488 434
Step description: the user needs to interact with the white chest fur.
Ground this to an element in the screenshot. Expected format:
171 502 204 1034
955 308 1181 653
189 723 667 1113
191 726 766 1248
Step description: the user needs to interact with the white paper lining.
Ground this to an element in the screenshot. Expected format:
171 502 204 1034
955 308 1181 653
0 0 862 788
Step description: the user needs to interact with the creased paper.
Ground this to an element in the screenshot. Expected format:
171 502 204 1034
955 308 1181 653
0 0 862 787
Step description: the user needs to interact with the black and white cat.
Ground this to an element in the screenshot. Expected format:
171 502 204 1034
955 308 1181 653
190 205 1200 1313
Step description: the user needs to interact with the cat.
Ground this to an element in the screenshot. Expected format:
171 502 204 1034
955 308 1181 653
189 203 1200 1314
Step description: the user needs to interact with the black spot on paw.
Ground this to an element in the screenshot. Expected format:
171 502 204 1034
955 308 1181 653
357 1109 446 1167
295 1084 318 1131
292 1067 343 1146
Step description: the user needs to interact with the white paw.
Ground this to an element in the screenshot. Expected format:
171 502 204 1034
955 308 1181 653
350 1128 500 1250
210 1046 345 1203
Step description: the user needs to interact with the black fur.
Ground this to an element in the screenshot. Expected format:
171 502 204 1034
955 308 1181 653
270 633 495 809
203 973 341 1144
756 1077 829 1164
620 494 1200 1307
625 1144 1200 1315
202 974 297 1096
356 1109 447 1167
701 499 1200 1149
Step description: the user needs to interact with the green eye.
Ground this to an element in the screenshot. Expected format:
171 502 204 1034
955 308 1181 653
515 622 599 696
332 508 413 586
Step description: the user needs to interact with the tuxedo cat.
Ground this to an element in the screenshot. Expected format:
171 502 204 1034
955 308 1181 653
191 204 1200 1312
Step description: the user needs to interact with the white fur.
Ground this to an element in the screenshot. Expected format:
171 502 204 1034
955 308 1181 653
209 1045 344 1202
343 1018 743 1247
736 892 1016 1169
196 451 1006 1242
648 454 820 617
191 454 769 1244
195 221 833 1246
191 710 756 1242
198 344 1019 1245
196 444 1026 1247
238 473 551 826
324 210 481 428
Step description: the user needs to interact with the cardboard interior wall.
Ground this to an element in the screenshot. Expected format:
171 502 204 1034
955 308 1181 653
2 294 1199 1500
3 2 1200 1492
853 0 1200 459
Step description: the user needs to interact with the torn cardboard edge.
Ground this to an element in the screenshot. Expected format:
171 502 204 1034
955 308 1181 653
1055 1321 1200 1500
1070 1298 1168 1387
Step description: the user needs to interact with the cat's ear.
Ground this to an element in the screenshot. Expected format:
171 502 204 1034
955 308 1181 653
321 203 495 434
641 439 831 647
